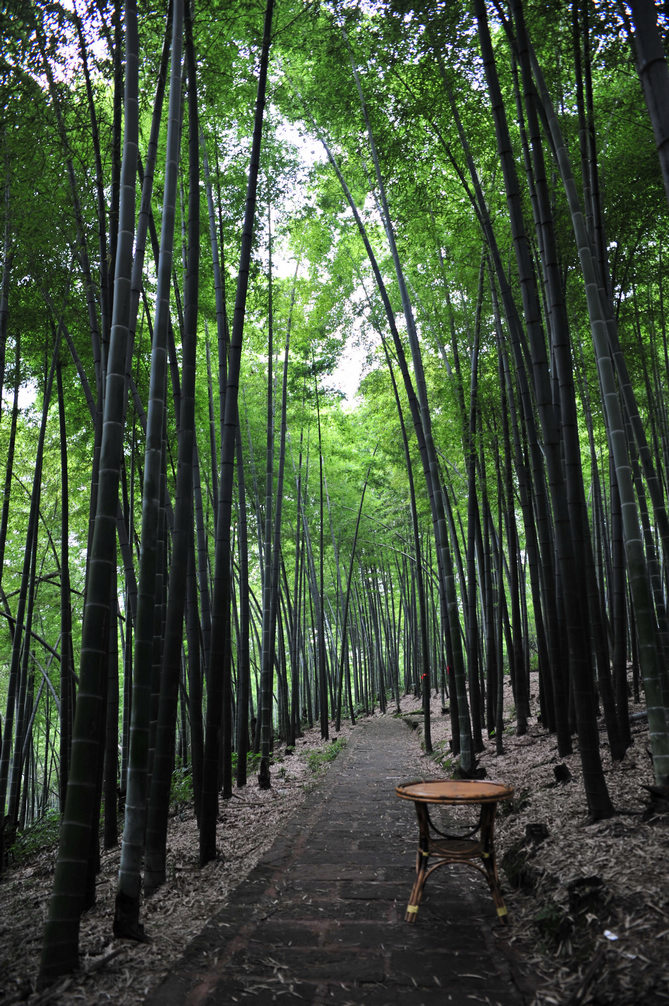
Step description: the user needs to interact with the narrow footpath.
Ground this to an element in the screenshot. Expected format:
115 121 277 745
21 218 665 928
146 715 532 1005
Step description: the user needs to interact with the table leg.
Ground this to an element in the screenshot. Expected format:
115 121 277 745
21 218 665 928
479 804 508 923
405 802 430 923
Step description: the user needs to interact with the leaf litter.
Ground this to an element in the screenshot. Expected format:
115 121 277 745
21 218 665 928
0 678 667 1006
406 676 669 1006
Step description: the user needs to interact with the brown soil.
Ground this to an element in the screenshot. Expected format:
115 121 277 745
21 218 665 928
1 683 667 1006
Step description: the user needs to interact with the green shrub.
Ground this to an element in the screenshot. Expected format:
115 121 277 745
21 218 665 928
533 900 573 950
231 750 262 774
11 808 61 865
431 737 452 771
307 737 346 774
170 766 194 810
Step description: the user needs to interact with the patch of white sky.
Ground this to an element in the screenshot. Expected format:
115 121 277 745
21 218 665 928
271 118 381 407
3 378 38 413
315 306 374 406
12 0 110 91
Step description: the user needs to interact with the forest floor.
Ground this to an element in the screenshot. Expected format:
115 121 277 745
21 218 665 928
1 677 668 1005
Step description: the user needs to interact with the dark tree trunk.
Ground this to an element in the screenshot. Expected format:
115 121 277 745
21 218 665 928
200 0 274 867
144 0 200 895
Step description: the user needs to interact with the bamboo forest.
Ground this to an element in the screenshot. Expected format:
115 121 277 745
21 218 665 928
1 0 669 998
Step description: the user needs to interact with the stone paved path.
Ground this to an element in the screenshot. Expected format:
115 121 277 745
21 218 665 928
146 715 532 1005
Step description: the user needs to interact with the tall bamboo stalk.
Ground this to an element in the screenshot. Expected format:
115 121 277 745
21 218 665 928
200 0 274 867
39 0 140 982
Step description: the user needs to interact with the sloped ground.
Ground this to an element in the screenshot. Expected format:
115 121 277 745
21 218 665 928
0 720 356 1005
1 682 667 1005
413 682 669 1006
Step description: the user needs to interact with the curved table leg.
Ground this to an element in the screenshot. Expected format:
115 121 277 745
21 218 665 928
405 803 430 922
480 804 508 923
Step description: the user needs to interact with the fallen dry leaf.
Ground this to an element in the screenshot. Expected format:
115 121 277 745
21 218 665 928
1 679 667 1006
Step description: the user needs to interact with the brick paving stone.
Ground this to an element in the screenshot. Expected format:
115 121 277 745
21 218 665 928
146 715 533 1005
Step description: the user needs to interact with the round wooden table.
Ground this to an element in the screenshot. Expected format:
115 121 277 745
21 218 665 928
396 779 514 923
